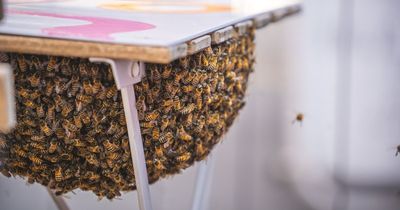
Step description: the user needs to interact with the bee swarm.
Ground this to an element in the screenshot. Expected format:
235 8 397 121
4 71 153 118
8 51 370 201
0 26 255 199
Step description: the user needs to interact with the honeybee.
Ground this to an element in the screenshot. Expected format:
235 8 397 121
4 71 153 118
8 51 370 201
185 113 193 126
0 136 7 149
48 140 57 153
176 152 191 162
18 88 30 99
23 100 36 109
62 120 78 132
154 159 166 171
145 111 159 121
180 103 196 115
40 122 53 136
152 127 160 140
107 122 119 135
173 96 181 111
160 116 169 131
136 95 146 111
179 57 190 69
195 140 206 157
106 87 118 99
23 118 37 127
292 113 304 126
150 66 161 81
182 72 195 84
29 155 43 165
36 105 45 118
159 132 173 144
161 65 172 79
82 80 92 95
0 52 9 62
177 126 192 141
29 142 46 150
92 79 102 94
86 155 99 167
47 56 57 71
88 146 102 153
72 139 86 147
17 54 27 72
77 94 93 104
155 146 163 157
45 81 55 96
55 167 63 182
107 152 121 160
182 85 194 93
73 115 83 129
61 103 73 117
46 105 55 122
103 140 118 153
27 73 41 87
79 112 91 125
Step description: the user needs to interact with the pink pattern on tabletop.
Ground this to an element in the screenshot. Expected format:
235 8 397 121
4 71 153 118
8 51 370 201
7 9 155 41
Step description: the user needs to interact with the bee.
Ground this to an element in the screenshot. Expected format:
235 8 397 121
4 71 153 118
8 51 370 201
180 103 196 115
29 142 46 150
177 126 192 141
27 73 41 87
77 94 93 104
59 153 73 161
182 72 195 84
45 81 55 96
62 120 78 132
23 100 36 109
36 105 45 118
195 140 206 157
159 132 173 144
29 155 43 165
47 56 57 71
145 111 159 121
155 146 163 157
0 136 7 149
176 152 191 162
160 115 169 131
0 52 9 62
69 75 80 95
182 85 194 93
154 159 166 171
31 165 47 172
107 152 121 160
92 79 102 94
82 80 92 95
207 113 220 125
86 171 100 181
161 65 172 79
54 78 68 94
136 95 146 111
61 103 73 117
150 66 161 81
292 113 304 125
17 54 27 72
185 113 193 126
106 87 118 99
152 127 160 140
103 140 118 153
47 105 55 122
18 88 30 99
55 167 63 182
106 122 119 135
30 90 41 100
79 112 91 125
23 118 37 127
40 122 53 136
191 72 201 86
88 146 102 153
48 140 58 153
173 96 181 111
86 155 100 167
73 115 83 129
72 139 86 147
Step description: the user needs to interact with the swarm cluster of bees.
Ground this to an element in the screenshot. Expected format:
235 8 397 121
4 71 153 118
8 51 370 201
0 26 255 199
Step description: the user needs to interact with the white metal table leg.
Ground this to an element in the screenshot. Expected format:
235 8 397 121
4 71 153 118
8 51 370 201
191 156 215 210
89 58 152 210
0 63 16 133
46 187 70 210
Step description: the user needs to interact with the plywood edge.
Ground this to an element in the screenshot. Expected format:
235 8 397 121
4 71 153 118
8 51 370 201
187 35 211 55
0 35 176 64
234 20 254 37
211 26 234 45
253 3 302 29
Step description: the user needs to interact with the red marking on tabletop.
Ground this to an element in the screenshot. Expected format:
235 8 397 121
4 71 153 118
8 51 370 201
8 9 155 41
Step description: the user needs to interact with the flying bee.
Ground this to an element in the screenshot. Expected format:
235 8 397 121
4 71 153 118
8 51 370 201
159 132 173 144
176 152 191 162
180 103 196 115
27 73 41 87
47 56 57 71
17 54 27 72
40 122 53 136
106 122 119 135
102 140 118 153
152 127 160 140
48 140 58 153
29 155 43 165
177 125 192 141
55 167 63 182
292 113 304 126
61 103 73 117
145 111 159 121
160 115 169 131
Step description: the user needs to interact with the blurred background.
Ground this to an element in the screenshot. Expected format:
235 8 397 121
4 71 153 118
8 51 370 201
1 0 400 209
